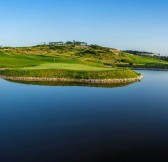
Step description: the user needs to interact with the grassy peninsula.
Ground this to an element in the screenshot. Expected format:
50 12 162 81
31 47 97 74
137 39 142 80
0 68 139 79
0 42 167 83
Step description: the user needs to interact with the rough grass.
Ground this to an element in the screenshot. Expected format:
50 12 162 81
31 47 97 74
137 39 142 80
0 68 140 79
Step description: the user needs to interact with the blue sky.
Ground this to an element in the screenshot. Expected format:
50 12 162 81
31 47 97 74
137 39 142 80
0 0 168 54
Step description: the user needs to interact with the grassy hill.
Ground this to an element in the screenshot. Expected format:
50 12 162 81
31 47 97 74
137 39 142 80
0 44 167 68
0 43 167 81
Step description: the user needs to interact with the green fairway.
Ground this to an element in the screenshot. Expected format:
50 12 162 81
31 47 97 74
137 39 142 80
0 51 48 67
0 51 82 68
22 63 111 71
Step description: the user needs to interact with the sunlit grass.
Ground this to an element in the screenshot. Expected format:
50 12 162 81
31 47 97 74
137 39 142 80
22 63 111 71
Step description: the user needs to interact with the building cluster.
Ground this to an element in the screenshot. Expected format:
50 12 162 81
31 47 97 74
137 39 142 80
42 41 88 46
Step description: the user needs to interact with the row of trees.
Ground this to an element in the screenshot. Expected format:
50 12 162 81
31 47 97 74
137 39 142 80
123 50 154 56
65 41 87 46
155 55 168 61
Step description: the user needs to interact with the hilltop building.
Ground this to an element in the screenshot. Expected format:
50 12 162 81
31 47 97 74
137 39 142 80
49 42 64 45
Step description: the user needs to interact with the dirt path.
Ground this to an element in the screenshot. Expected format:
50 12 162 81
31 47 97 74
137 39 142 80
0 68 7 71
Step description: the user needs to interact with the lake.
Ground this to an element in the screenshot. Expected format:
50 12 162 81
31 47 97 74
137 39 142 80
1 70 168 162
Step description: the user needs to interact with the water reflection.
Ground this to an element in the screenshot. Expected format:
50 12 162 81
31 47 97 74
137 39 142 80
1 71 168 162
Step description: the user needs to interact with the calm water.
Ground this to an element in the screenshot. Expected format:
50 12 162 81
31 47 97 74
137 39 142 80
1 70 168 162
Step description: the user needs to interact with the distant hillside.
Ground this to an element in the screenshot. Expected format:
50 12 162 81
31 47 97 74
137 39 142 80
123 50 168 62
0 42 168 69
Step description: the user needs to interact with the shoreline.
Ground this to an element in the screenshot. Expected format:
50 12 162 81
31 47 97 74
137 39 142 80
0 75 144 84
131 68 168 71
